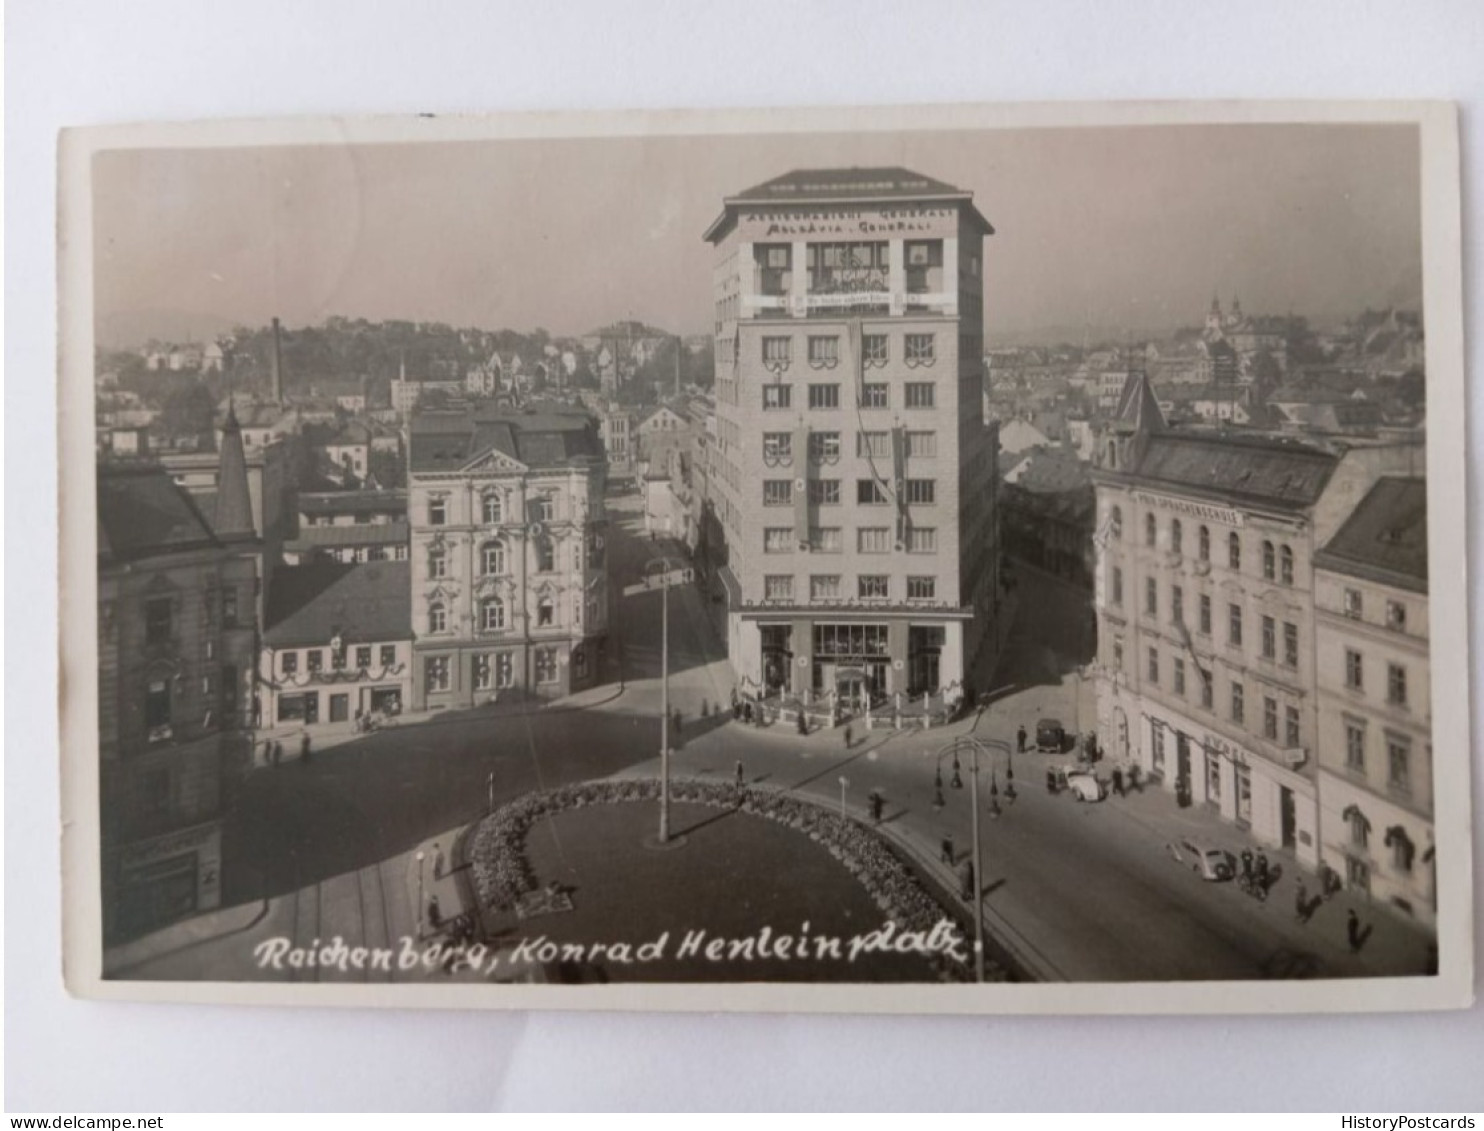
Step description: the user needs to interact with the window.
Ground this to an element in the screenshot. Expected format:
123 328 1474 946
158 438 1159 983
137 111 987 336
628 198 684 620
1349 809 1369 850
1387 663 1408 708
905 239 943 268
1151 726 1166 774
473 654 493 690
863 334 888 364
907 576 936 600
1198 525 1210 561
763 384 792 410
763 432 792 462
145 597 172 646
428 603 447 634
1231 681 1245 725
808 336 839 367
1111 566 1124 606
482 541 506 575
1343 588 1363 619
1228 603 1243 648
1228 532 1241 570
534 648 559 684
1206 753 1222 804
1263 540 1276 581
307 649 323 673
904 382 935 409
762 337 792 367
857 479 889 505
860 383 888 409
480 597 506 631
1173 657 1186 696
145 679 171 733
1110 506 1124 540
1386 600 1407 632
1263 696 1278 740
1387 738 1412 795
905 431 937 458
331 646 346 671
808 479 840 506
1171 519 1183 556
858 575 890 600
380 644 396 668
808 383 840 409
904 334 936 363
1172 585 1184 626
907 528 937 553
810 575 842 601
1280 545 1294 586
1285 706 1301 748
763 480 793 507
764 575 794 601
1262 615 1276 660
764 528 794 554
808 432 840 463
530 497 554 522
482 494 503 524
858 431 891 458
428 549 447 579
537 598 555 627
495 652 514 689
1113 639 1125 672
536 541 555 573
810 527 842 553
425 656 450 693
1145 578 1158 617
1147 647 1160 684
281 651 298 676
1146 513 1157 548
1200 670 1214 710
906 479 936 505
1199 594 1212 635
1345 649 1364 690
858 527 891 554
221 588 238 628
1236 765 1253 824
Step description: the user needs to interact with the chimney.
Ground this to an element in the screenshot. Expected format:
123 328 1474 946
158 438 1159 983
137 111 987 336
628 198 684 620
270 317 284 404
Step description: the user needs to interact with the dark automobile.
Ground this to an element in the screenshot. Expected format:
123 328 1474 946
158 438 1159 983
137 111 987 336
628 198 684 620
1035 718 1066 753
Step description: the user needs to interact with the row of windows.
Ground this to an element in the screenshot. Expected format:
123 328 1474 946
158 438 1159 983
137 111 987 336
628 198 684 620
1342 649 1411 708
1133 642 1302 747
761 575 938 602
141 589 241 647
1342 720 1415 796
1111 569 1303 668
1340 587 1411 633
760 430 939 462
761 333 937 368
424 648 566 692
427 537 600 578
1109 506 1299 585
763 479 937 507
763 526 943 554
424 495 557 527
425 594 600 635
279 644 398 676
761 382 936 411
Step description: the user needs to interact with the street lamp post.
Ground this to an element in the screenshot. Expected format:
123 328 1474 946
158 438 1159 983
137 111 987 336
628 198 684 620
487 771 495 815
838 776 849 820
658 558 671 844
937 735 1001 984
415 850 426 936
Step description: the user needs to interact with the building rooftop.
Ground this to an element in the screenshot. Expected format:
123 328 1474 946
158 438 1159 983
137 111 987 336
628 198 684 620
97 465 219 563
705 165 993 242
1121 432 1338 510
284 522 411 552
264 560 412 647
1315 477 1428 592
298 490 408 517
408 409 603 474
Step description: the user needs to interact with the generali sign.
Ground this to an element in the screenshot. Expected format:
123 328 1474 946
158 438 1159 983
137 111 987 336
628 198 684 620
740 206 958 240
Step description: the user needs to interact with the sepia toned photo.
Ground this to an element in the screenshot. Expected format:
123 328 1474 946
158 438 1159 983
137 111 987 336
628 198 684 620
58 103 1472 1013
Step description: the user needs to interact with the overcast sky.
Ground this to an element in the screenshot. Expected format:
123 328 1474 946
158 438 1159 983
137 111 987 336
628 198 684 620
93 122 1422 347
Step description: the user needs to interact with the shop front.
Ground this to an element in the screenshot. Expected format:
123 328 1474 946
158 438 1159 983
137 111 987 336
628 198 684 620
106 821 222 945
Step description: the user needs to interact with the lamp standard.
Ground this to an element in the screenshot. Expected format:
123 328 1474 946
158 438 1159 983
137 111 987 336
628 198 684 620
838 776 849 820
936 736 991 983
415 850 426 935
646 555 684 844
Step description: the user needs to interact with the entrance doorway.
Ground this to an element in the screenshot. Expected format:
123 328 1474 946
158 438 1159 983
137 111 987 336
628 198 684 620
1280 786 1297 851
304 693 319 725
760 624 792 695
1175 733 1192 807
329 693 349 723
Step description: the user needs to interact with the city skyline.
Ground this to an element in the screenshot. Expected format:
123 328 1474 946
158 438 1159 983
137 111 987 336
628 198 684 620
94 122 1423 349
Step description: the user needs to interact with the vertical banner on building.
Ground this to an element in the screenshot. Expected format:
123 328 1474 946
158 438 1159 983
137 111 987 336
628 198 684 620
793 424 811 545
847 317 864 405
891 425 908 550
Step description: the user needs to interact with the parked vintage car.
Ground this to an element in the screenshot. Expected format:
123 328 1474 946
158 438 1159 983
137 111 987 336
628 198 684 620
1063 769 1105 802
1035 717 1066 753
1166 837 1237 881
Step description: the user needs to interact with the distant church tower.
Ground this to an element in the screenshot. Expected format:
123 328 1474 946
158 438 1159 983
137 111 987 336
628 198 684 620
1205 295 1224 335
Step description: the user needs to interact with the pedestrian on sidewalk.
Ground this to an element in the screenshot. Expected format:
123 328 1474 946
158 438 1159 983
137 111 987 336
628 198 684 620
428 894 443 930
730 687 740 719
672 708 683 749
300 732 312 765
869 790 884 823
1346 909 1366 954
1294 881 1311 924
1256 851 1270 892
940 834 955 865
843 724 853 750
1016 725 1027 753
735 760 745 788
958 859 975 902
1112 766 1125 798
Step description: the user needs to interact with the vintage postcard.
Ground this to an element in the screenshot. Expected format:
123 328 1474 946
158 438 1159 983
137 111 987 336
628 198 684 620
58 102 1472 1013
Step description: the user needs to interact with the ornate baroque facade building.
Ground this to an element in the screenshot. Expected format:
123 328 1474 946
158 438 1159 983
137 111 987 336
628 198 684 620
701 167 1000 705
407 410 608 707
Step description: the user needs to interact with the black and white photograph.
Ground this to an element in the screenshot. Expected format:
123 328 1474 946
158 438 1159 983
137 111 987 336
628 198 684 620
57 103 1472 1012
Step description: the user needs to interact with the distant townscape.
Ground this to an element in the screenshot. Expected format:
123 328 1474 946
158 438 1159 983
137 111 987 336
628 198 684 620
92 163 1434 986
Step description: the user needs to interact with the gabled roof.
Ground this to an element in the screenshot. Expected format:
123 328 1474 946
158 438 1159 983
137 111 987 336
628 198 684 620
1110 370 1167 433
264 560 411 647
408 409 602 474
705 165 993 242
97 465 219 563
298 490 407 517
1314 477 1427 592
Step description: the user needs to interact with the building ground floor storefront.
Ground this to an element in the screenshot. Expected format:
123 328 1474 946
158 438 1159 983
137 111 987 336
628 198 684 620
268 678 411 727
1097 678 1320 868
1316 770 1436 930
411 632 605 710
103 820 222 946
729 613 968 706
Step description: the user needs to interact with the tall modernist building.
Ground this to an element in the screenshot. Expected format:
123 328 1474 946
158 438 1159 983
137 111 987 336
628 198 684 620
406 409 608 707
701 167 1000 705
